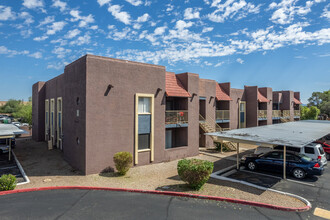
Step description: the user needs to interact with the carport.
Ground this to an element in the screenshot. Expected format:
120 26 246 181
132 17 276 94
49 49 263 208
0 124 25 161
206 120 330 179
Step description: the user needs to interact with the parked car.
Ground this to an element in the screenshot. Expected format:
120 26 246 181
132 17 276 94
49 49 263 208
0 145 9 154
11 122 22 127
273 143 327 166
0 138 16 149
241 150 324 179
314 140 330 160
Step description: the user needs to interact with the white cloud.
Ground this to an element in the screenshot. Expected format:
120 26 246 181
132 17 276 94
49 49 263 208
29 51 42 59
0 6 15 21
22 0 45 12
154 26 166 35
137 13 150 22
321 4 330 20
269 0 321 24
202 27 214 33
97 0 111 7
52 0 67 12
166 4 174 12
19 12 34 25
65 28 81 39
20 29 33 38
70 33 91 45
47 62 65 70
38 16 55 27
214 61 224 67
108 5 131 25
125 0 143 6
108 27 133 41
175 20 194 30
34 35 48 41
133 23 142 29
0 46 29 57
208 0 261 23
46 21 66 35
52 46 71 58
108 25 115 29
236 58 244 64
70 10 95 28
184 8 200 20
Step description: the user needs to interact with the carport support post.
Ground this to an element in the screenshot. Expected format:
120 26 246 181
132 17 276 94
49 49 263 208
236 142 240 170
8 138 11 161
283 145 286 180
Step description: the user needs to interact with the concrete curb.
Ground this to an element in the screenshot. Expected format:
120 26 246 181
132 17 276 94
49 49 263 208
12 151 30 186
210 166 312 211
0 186 310 212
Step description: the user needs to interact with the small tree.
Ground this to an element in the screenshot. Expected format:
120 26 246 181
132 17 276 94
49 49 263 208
177 159 214 190
301 106 320 120
12 102 32 125
113 152 133 175
0 174 16 191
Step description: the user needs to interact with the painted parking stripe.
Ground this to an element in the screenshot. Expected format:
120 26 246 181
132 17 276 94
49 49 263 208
286 179 315 187
314 207 330 219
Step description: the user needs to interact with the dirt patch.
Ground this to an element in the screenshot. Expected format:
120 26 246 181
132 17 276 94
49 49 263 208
13 139 305 208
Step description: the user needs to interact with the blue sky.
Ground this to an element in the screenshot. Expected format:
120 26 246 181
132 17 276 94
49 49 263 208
0 0 329 103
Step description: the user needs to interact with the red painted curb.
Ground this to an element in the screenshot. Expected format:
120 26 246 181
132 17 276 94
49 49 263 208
0 186 310 212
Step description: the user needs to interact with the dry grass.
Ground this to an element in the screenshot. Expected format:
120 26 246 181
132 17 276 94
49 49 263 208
14 139 305 208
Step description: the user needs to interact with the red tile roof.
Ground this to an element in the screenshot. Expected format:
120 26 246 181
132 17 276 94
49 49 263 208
258 91 269 102
216 84 232 101
294 98 302 105
165 72 191 97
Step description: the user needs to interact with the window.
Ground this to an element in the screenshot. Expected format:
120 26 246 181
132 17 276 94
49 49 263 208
138 134 150 150
286 154 299 162
138 97 150 113
318 147 325 155
265 152 282 159
304 147 314 154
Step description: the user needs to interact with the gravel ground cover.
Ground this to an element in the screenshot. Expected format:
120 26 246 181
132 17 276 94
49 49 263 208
13 138 305 208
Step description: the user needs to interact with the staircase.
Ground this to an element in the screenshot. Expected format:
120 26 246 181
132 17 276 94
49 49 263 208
199 114 237 150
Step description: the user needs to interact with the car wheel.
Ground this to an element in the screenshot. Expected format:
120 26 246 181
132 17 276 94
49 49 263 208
327 153 330 161
246 161 257 171
292 168 306 179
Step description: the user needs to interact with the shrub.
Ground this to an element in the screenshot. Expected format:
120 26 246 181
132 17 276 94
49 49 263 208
215 142 231 152
0 174 16 191
177 159 214 190
113 152 133 176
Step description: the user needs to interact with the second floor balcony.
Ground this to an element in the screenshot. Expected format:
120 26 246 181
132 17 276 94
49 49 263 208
165 110 188 127
216 110 230 122
258 110 267 119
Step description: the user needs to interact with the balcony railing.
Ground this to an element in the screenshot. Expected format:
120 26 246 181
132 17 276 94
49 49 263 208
165 110 188 124
216 110 230 120
272 110 281 118
258 110 267 118
282 110 290 118
294 110 300 117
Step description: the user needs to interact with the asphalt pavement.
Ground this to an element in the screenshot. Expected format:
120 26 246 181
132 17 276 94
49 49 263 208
0 189 318 220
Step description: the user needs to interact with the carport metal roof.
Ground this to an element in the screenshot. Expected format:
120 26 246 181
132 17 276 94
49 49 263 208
0 124 25 138
206 120 330 148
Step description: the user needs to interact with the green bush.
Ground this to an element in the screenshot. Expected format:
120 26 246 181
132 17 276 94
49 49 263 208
0 174 16 191
177 159 214 190
113 152 133 176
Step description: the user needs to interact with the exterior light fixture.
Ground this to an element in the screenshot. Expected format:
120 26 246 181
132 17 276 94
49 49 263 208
155 88 163 97
104 84 114 96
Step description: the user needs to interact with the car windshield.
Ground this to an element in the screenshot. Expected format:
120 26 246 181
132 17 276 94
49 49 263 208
318 147 325 155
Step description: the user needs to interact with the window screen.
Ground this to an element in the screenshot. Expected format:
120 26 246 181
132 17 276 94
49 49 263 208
138 134 150 150
304 147 314 154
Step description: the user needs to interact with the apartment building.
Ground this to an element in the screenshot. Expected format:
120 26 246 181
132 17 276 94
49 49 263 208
32 54 301 174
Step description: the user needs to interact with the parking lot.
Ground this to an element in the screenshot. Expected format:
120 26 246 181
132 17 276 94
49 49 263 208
212 160 330 218
0 152 26 184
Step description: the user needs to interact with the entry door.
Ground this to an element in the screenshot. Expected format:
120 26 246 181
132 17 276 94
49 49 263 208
50 99 55 146
45 99 49 141
57 97 63 150
165 130 172 149
239 101 246 128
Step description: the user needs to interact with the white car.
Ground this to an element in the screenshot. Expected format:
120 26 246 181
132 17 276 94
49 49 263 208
255 143 327 166
11 122 22 127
